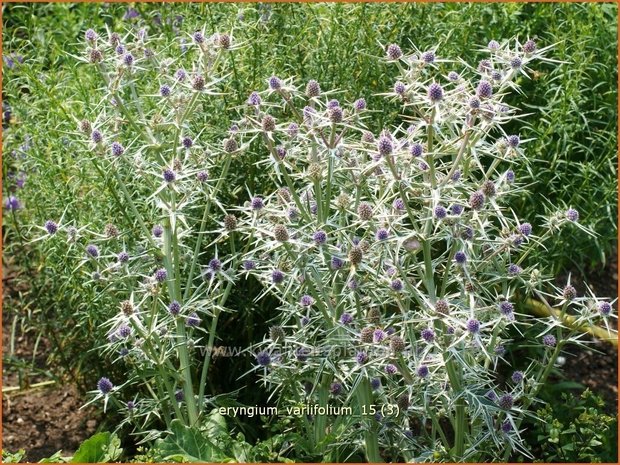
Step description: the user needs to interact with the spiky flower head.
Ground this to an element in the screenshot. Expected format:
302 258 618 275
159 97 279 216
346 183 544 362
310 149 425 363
488 40 500 50
256 350 271 366
370 378 381 390
154 268 167 283
357 202 373 221
247 91 262 106
417 364 429 378
168 301 181 316
454 251 467 265
434 205 447 220
85 28 98 42
598 302 612 316
466 318 480 333
394 81 406 95
186 312 201 327
160 84 171 97
89 48 103 63
328 106 343 123
353 98 367 111
340 312 353 325
97 377 113 394
313 230 327 245
152 224 164 238
356 351 369 364
508 263 522 275
566 208 579 222
331 256 344 270
375 228 389 241
224 214 237 231
271 269 284 284
111 141 125 157
476 80 493 99
427 82 444 102
385 363 398 375
523 39 537 54
86 244 99 258
268 75 282 90
218 33 231 49
269 325 285 342
510 56 523 69
507 134 520 148
192 74 205 91
482 180 496 197
91 129 103 143
499 301 514 317
250 196 264 210
421 328 435 343
193 31 205 44
175 69 187 81
511 371 524 383
117 251 129 263
45 220 58 235
373 329 387 343
448 71 459 81
390 279 403 292
469 190 485 210
377 135 393 156
305 79 321 98
542 334 556 347
386 43 403 60
498 393 514 410
262 115 276 132
421 50 435 63
360 327 374 343
562 284 577 301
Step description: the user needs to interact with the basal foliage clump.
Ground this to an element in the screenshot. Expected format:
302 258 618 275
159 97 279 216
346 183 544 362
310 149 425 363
29 24 615 463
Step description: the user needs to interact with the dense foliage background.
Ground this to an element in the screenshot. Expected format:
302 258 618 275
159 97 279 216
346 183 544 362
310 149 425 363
2 2 617 462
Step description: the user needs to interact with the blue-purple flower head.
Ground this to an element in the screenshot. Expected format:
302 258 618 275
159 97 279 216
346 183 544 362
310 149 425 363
91 129 103 144
168 300 181 316
375 228 389 241
417 364 429 378
373 329 387 343
488 40 500 51
256 350 271 367
451 204 464 215
305 79 321 98
377 135 393 156
466 318 480 334
499 301 514 317
175 390 185 402
45 220 58 235
390 279 403 292
117 324 132 338
523 39 537 54
86 244 99 258
356 351 369 365
111 141 125 157
498 393 514 410
385 363 398 375
427 82 444 102
242 260 256 271
175 69 187 82
163 169 176 183
510 56 523 69
271 269 284 284
511 370 524 383
598 301 612 316
154 268 167 283
300 295 314 307
469 190 485 210
123 53 134 67
85 28 98 42
386 43 403 61
152 224 164 238
448 71 459 81
476 80 493 99
409 142 423 158
329 382 343 395
507 134 520 148
394 81 406 95
186 312 201 327
339 312 353 325
193 31 205 44
508 263 522 275
209 258 222 272
434 205 447 220
519 223 532 237
566 208 579 222
313 230 327 245
5 196 21 211
454 251 467 265
421 50 435 63
160 84 171 97
393 198 405 211
421 328 435 343
251 196 264 210
331 256 344 270
117 251 129 264
268 75 282 90
247 91 262 106
353 98 367 112
562 284 577 301
542 334 556 347
97 377 113 394
370 378 381 390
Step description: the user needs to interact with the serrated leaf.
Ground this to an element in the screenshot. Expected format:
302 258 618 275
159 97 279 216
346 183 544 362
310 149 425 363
70 432 122 463
156 419 226 462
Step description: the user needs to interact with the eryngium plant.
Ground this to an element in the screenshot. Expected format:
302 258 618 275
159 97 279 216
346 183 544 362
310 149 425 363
40 27 244 432
235 39 615 462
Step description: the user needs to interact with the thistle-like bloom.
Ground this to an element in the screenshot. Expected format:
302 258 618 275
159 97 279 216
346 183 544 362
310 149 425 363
271 269 284 284
434 205 447 220
519 223 532 237
523 39 537 54
339 312 353 325
390 335 405 353
542 334 556 347
262 115 276 132
117 324 132 338
313 230 327 245
511 371 524 383
152 224 164 238
566 208 579 222
45 220 58 235
97 377 113 394
268 75 282 90
197 171 208 183
353 98 366 111
175 390 185 402
330 382 343 395
256 350 271 367
393 198 405 210
562 284 577 301
218 33 231 49
160 84 171 97
287 122 299 137
357 202 373 221
451 204 463 215
269 326 285 342
154 268 167 283
168 301 181 316
394 81 406 95
385 363 397 375
175 69 187 81
427 82 444 102
454 251 467 265
435 299 449 315
163 169 176 183
510 56 523 69
386 43 402 61
373 329 387 343
117 251 129 263
390 279 403 292
192 75 205 91
91 129 103 143
507 134 520 148
86 244 99 258
242 260 256 270
482 180 496 197
466 318 480 333
505 170 516 183
377 135 393 156
111 142 125 157
498 393 514 410
251 196 264 210
331 256 344 270
208 258 222 272
186 312 201 327
448 71 459 81
488 40 500 50
409 142 423 158
421 50 435 63
375 228 389 241
360 327 374 343
469 190 485 210
598 302 612 316
508 263 522 275
417 364 429 378
370 378 381 390
499 301 514 316
305 79 321 98
89 48 103 64
5 196 21 211
356 351 369 365
123 53 134 67
476 80 493 99
469 96 481 109
328 106 343 123
421 328 435 343
85 28 98 42
193 31 205 44
273 224 289 242
300 295 314 307
247 91 262 106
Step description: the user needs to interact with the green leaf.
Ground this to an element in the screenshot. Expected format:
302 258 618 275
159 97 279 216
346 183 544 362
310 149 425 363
70 432 122 463
156 419 226 463
39 451 67 463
